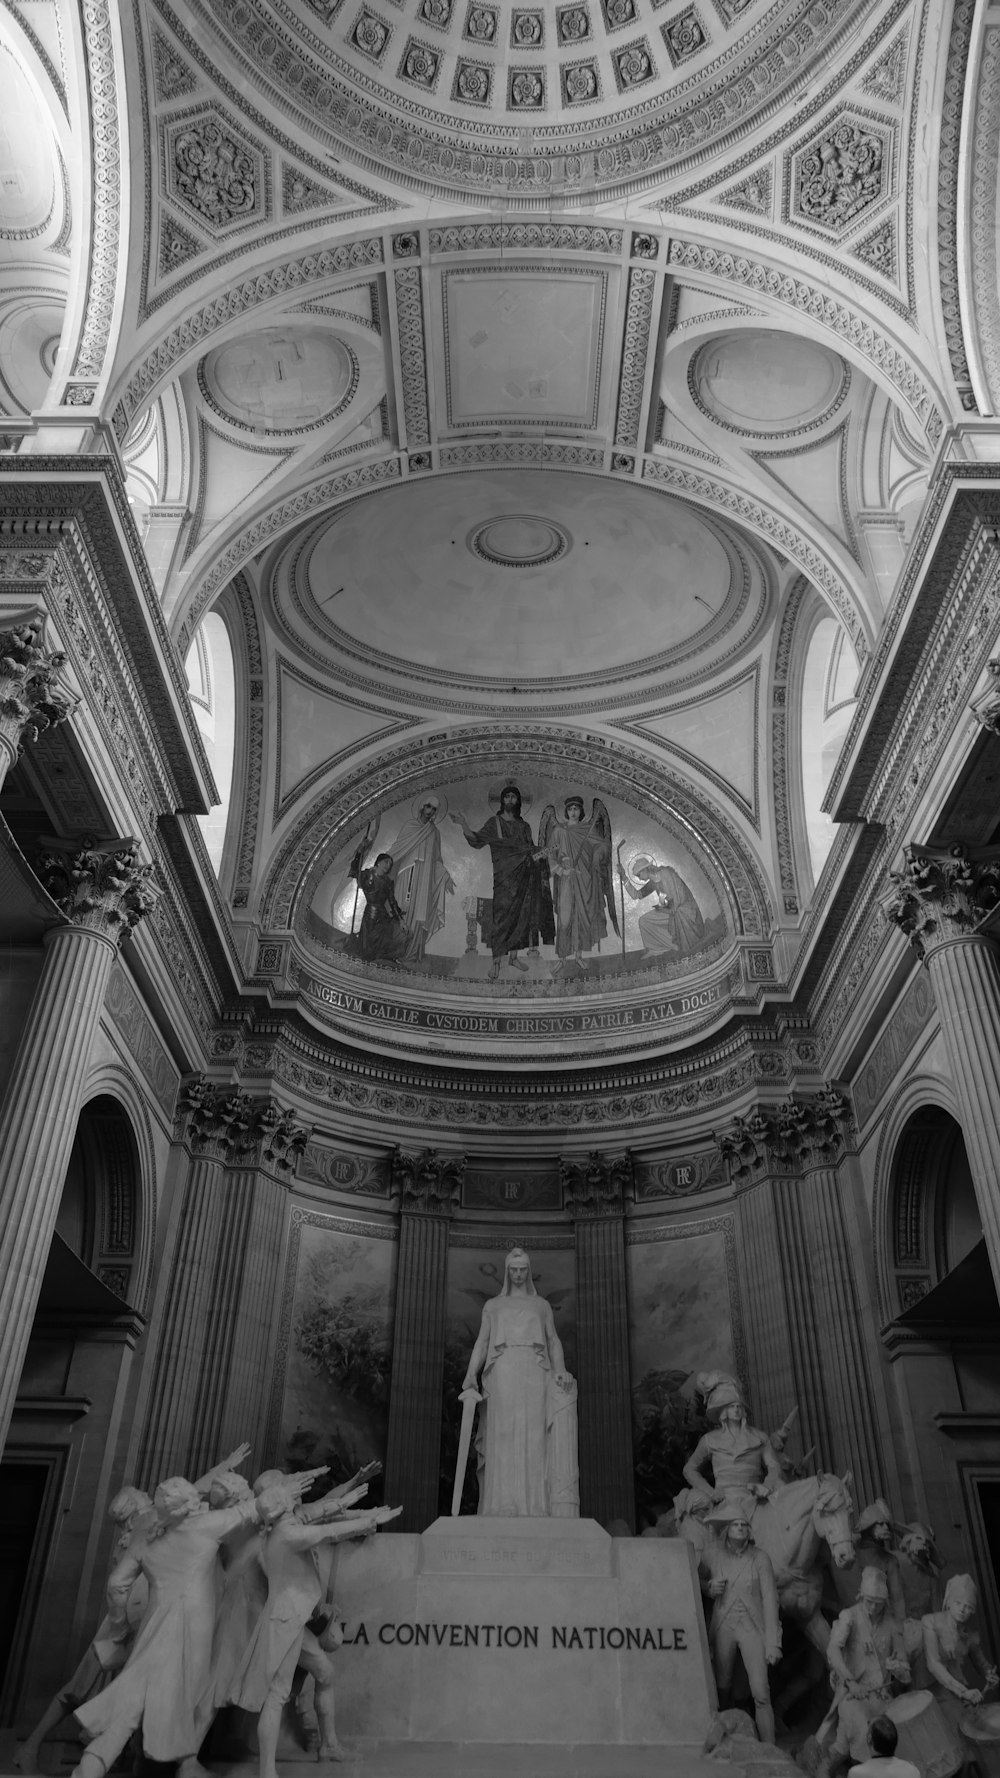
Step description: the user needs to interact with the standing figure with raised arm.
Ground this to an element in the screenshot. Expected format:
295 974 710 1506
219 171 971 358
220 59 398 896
230 1485 401 1777
450 785 554 978
71 1462 279 1778
15 1487 154 1774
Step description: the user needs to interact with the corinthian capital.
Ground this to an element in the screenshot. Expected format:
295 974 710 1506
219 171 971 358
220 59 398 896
561 1150 632 1216
884 843 1000 958
392 1147 464 1213
37 836 158 944
0 611 77 766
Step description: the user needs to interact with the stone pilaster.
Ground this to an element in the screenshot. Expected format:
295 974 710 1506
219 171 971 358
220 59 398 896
0 610 77 788
562 1150 635 1530
139 1083 310 1483
384 1147 464 1531
885 843 1000 1294
0 837 155 1451
718 1092 891 1501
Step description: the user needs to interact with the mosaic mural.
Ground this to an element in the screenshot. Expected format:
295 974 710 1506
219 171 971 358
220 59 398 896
306 773 726 989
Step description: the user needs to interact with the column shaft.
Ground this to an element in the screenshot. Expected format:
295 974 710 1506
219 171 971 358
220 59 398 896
215 1170 288 1462
137 1152 228 1484
733 1176 803 1435
574 1214 634 1529
781 1167 885 1500
0 925 116 1449
928 938 1000 1293
384 1211 450 1530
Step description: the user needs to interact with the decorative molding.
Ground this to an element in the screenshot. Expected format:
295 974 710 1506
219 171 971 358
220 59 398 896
393 265 430 446
717 166 773 217
852 969 935 1130
787 112 894 237
428 222 622 255
861 27 907 104
969 28 1000 412
70 0 121 384
614 266 655 449
771 577 806 915
936 0 976 402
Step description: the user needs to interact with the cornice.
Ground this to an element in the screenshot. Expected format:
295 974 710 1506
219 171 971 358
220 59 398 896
0 461 215 815
826 469 1000 821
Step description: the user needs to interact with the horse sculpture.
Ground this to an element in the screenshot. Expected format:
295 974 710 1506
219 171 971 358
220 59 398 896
676 1472 855 1652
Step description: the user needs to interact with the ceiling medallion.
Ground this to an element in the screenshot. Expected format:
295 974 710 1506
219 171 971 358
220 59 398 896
467 514 572 568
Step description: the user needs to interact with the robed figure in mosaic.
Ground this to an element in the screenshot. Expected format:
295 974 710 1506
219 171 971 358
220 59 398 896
461 1247 579 1518
451 785 554 977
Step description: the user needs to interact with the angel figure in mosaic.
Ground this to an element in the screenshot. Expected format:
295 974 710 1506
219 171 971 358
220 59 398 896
537 796 619 972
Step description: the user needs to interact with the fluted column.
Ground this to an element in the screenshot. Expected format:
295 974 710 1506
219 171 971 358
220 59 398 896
719 1116 803 1439
139 1084 310 1483
563 1150 634 1530
718 1094 891 1500
384 1148 464 1532
0 837 155 1451
885 843 1000 1293
0 610 77 789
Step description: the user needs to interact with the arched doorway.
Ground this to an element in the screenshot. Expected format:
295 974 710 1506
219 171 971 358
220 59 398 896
882 1104 1000 1648
0 1097 146 1730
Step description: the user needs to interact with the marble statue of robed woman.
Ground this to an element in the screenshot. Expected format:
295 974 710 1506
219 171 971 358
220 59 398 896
461 1247 579 1518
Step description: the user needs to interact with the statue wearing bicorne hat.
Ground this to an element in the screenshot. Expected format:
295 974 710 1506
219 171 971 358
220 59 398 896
682 1377 784 1515
699 1501 782 1745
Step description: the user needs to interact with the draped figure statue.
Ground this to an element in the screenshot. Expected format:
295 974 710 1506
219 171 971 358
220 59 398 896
461 1247 579 1518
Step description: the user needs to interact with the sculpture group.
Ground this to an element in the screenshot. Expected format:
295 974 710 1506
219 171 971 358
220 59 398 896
670 1371 1000 1775
18 1446 400 1778
21 1247 1000 1778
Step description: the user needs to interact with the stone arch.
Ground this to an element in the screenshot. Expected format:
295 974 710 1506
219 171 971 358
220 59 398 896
873 1073 976 1326
74 1071 157 1313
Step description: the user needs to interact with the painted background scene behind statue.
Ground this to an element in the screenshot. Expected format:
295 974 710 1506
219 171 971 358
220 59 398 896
308 774 726 985
278 1221 396 1494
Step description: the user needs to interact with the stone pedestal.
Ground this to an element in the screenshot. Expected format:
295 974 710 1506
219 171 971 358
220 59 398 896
328 1516 715 1748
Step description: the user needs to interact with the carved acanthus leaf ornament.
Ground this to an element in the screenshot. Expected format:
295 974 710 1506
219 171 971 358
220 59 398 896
0 614 77 764
883 844 1000 959
36 837 158 945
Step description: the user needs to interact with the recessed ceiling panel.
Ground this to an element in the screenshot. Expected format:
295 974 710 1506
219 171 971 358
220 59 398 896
442 269 607 430
289 469 751 689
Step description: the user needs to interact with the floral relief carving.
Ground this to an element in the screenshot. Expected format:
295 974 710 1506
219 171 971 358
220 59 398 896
167 113 263 230
791 117 892 234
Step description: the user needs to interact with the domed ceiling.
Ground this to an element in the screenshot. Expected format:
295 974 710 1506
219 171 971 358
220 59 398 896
188 0 875 200
75 0 946 1076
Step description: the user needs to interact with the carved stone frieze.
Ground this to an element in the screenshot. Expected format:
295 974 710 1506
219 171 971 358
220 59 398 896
0 613 77 767
561 1150 633 1216
392 1146 465 1213
36 837 158 946
884 843 1000 959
